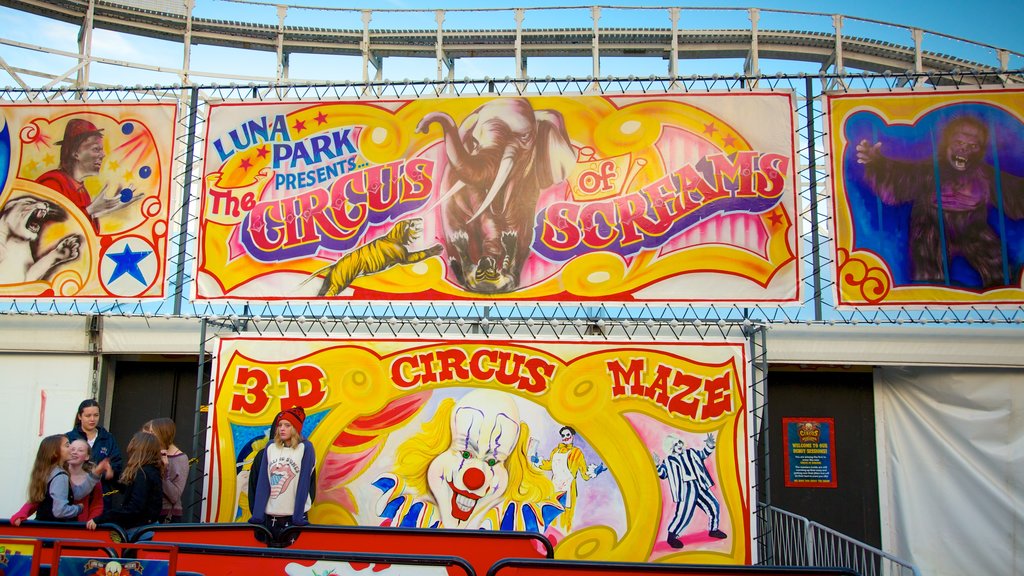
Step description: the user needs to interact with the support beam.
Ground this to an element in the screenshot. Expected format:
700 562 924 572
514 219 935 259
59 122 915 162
911 28 923 74
44 61 86 90
910 27 924 87
372 55 383 83
76 0 94 90
668 8 679 79
832 14 845 74
435 10 445 82
997 49 1013 85
591 6 600 83
361 9 372 84
514 8 525 80
275 5 287 81
0 54 31 91
182 0 194 85
443 56 455 95
831 14 845 90
746 8 760 84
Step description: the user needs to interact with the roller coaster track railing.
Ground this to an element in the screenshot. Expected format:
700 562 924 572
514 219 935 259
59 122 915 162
0 0 1021 87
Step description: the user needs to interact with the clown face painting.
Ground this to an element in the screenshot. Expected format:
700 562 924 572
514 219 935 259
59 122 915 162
426 389 521 528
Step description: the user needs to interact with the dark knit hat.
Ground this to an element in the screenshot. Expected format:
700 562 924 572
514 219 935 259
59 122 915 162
274 406 306 434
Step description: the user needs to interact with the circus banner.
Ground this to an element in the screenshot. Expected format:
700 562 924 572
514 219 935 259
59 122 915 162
0 104 177 298
206 337 754 565
197 93 798 303
826 88 1024 307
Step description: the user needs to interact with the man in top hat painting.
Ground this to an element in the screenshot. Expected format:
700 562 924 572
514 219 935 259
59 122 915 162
655 433 727 549
35 118 138 231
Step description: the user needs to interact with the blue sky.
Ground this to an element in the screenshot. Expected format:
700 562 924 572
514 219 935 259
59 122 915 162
0 0 1021 87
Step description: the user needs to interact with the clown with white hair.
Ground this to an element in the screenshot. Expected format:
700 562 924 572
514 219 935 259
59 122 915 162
654 432 727 549
373 389 564 532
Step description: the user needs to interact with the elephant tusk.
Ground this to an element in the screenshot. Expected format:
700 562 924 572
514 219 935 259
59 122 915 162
469 150 516 223
429 179 467 212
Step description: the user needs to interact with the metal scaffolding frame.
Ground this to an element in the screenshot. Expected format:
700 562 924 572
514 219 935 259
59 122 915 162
1 70 1023 325
1 1 1021 88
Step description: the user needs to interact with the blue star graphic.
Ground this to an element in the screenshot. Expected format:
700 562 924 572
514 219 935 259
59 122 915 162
105 244 151 285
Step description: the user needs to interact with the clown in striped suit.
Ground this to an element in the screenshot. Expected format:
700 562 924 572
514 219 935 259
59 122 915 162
655 433 728 549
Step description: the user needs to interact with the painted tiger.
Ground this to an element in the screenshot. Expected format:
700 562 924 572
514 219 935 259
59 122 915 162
313 218 443 297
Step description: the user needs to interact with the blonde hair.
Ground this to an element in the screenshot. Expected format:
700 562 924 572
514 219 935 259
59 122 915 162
144 417 176 450
393 398 555 504
394 398 456 496
273 415 303 449
503 421 555 504
274 433 303 449
28 435 67 502
121 431 164 485
70 438 95 474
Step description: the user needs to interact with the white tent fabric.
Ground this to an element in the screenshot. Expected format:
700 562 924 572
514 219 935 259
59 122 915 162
875 366 1024 576
0 355 93 519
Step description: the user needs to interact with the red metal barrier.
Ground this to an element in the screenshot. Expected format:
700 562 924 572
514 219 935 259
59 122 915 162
140 541 474 576
280 525 552 575
0 536 42 576
135 523 551 576
133 522 271 547
0 520 124 569
55 542 178 576
487 559 862 576
0 520 128 545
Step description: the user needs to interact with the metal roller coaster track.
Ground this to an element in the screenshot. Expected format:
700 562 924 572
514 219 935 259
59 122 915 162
0 0 1020 87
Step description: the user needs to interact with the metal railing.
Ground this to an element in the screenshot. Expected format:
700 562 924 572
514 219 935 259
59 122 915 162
757 503 920 576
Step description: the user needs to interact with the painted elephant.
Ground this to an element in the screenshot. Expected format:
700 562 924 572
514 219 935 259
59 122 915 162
416 98 575 293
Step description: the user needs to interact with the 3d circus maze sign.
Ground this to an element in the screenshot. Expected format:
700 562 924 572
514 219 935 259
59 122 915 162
207 337 755 565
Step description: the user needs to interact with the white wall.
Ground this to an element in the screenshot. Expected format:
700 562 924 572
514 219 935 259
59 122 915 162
0 353 94 517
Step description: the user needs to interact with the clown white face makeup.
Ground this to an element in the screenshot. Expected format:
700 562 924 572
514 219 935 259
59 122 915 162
427 389 520 529
560 427 574 446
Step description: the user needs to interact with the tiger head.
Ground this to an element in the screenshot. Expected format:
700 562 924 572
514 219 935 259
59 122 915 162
386 219 423 245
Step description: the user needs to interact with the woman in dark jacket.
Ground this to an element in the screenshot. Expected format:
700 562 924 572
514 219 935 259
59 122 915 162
87 431 163 531
66 399 123 506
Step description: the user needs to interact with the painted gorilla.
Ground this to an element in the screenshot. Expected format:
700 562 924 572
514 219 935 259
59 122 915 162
856 116 1024 287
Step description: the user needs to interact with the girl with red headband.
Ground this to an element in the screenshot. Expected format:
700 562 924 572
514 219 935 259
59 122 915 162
248 407 316 547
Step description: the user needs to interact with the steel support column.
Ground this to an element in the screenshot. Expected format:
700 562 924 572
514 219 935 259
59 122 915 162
76 0 94 90
747 8 761 83
182 0 194 85
668 8 679 80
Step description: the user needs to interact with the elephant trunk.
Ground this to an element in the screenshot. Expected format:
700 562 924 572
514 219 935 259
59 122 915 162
422 112 513 189
420 112 476 177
